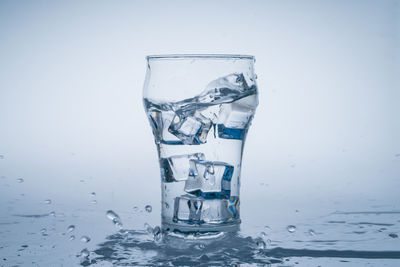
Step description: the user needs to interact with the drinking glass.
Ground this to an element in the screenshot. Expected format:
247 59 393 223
143 54 259 234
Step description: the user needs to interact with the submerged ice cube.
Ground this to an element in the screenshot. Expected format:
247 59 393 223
168 111 212 145
184 160 234 198
173 195 203 224
173 195 239 224
159 153 205 182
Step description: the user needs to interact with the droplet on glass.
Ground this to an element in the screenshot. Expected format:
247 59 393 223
67 225 75 233
133 206 139 212
395 154 400 158
40 228 47 235
0 155 4 159
287 225 296 233
44 199 52 204
145 205 152 213
90 192 96 197
308 229 316 236
91 200 97 204
49 211 56 217
69 235 75 241
80 236 91 243
17 178 24 183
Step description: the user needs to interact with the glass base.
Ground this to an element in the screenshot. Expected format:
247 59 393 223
161 218 241 238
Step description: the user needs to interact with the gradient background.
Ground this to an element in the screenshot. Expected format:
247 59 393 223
0 0 399 265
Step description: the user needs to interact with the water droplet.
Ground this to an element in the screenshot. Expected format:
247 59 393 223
17 178 24 183
153 226 162 242
79 248 89 258
0 155 4 159
44 199 52 204
389 233 398 238
106 210 119 221
144 223 153 234
145 205 152 213
287 225 296 233
90 192 96 196
80 236 91 243
255 237 266 250
106 210 123 229
395 153 400 158
260 231 267 237
91 200 97 204
308 229 316 236
133 206 139 212
69 235 75 241
40 228 47 235
49 211 56 217
67 225 75 233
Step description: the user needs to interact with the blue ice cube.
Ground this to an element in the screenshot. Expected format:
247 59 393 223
159 153 205 182
184 160 234 198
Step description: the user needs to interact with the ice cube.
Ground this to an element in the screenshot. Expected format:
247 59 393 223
184 160 234 198
218 103 255 129
148 110 183 145
173 195 203 224
168 112 212 145
173 195 240 224
159 153 205 182
201 196 240 223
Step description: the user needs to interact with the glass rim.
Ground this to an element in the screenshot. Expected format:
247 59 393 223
146 54 255 60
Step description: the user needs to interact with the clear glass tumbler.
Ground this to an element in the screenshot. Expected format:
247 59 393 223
143 54 259 234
